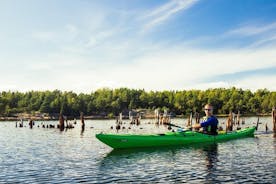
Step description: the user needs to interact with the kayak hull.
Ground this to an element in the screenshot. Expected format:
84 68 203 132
96 127 256 149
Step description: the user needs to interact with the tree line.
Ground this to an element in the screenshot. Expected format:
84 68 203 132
0 87 275 118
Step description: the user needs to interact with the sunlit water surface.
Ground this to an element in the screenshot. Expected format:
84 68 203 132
0 117 275 183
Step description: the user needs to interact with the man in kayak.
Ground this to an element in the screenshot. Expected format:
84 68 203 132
193 104 218 135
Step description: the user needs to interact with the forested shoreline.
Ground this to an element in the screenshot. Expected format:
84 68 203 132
0 87 275 120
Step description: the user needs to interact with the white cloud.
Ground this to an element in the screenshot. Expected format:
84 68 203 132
227 22 276 36
57 47 276 92
185 75 276 92
233 75 276 91
225 22 276 48
2 42 276 93
248 34 276 48
141 0 199 32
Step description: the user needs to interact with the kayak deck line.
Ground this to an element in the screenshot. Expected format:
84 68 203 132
96 126 256 149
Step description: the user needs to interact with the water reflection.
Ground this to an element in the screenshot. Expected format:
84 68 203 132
80 127 85 136
202 143 218 171
98 143 220 183
102 144 218 165
98 146 183 183
105 146 176 157
201 143 219 183
102 143 219 166
100 146 180 168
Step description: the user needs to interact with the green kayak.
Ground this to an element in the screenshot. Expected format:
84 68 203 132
96 126 256 149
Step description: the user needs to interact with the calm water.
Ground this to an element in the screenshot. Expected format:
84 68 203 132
0 117 275 183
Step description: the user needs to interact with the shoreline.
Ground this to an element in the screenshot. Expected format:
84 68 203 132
0 113 271 121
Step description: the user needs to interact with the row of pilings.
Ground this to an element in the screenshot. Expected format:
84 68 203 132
127 108 276 134
16 112 86 132
15 107 276 135
59 112 85 131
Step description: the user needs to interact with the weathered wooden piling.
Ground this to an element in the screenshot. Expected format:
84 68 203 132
187 112 192 127
119 113 123 124
159 114 163 124
19 119 23 128
192 112 200 131
137 113 141 125
129 111 134 124
255 116 259 130
272 107 276 135
226 111 233 132
29 119 33 129
64 116 68 128
59 113 64 131
162 110 169 124
80 112 85 131
115 123 121 132
236 111 241 130
154 109 159 124
237 110 240 125
241 117 245 125
195 112 200 125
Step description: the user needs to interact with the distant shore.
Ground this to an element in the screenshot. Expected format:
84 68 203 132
0 113 271 121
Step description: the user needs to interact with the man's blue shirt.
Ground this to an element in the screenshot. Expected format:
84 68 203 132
200 116 218 128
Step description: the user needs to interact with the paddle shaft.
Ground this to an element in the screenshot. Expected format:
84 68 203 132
164 122 184 129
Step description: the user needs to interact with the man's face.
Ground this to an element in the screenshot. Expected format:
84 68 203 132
204 105 213 116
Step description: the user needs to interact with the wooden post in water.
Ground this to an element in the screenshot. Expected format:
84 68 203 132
189 112 193 127
29 119 33 129
237 110 240 125
256 116 259 131
59 113 64 131
236 111 241 130
119 112 123 124
193 112 200 131
64 116 68 128
129 111 134 124
272 107 276 136
138 113 141 125
154 109 159 124
187 112 192 127
226 111 233 132
19 119 23 128
80 112 85 131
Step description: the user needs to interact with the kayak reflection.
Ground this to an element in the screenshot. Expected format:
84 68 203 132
97 143 220 183
100 142 219 166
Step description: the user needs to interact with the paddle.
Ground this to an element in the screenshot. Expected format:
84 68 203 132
164 122 191 131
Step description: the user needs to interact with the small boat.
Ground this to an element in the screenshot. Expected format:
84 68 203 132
96 126 256 149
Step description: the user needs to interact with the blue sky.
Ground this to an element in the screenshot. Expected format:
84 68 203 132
1 0 276 93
